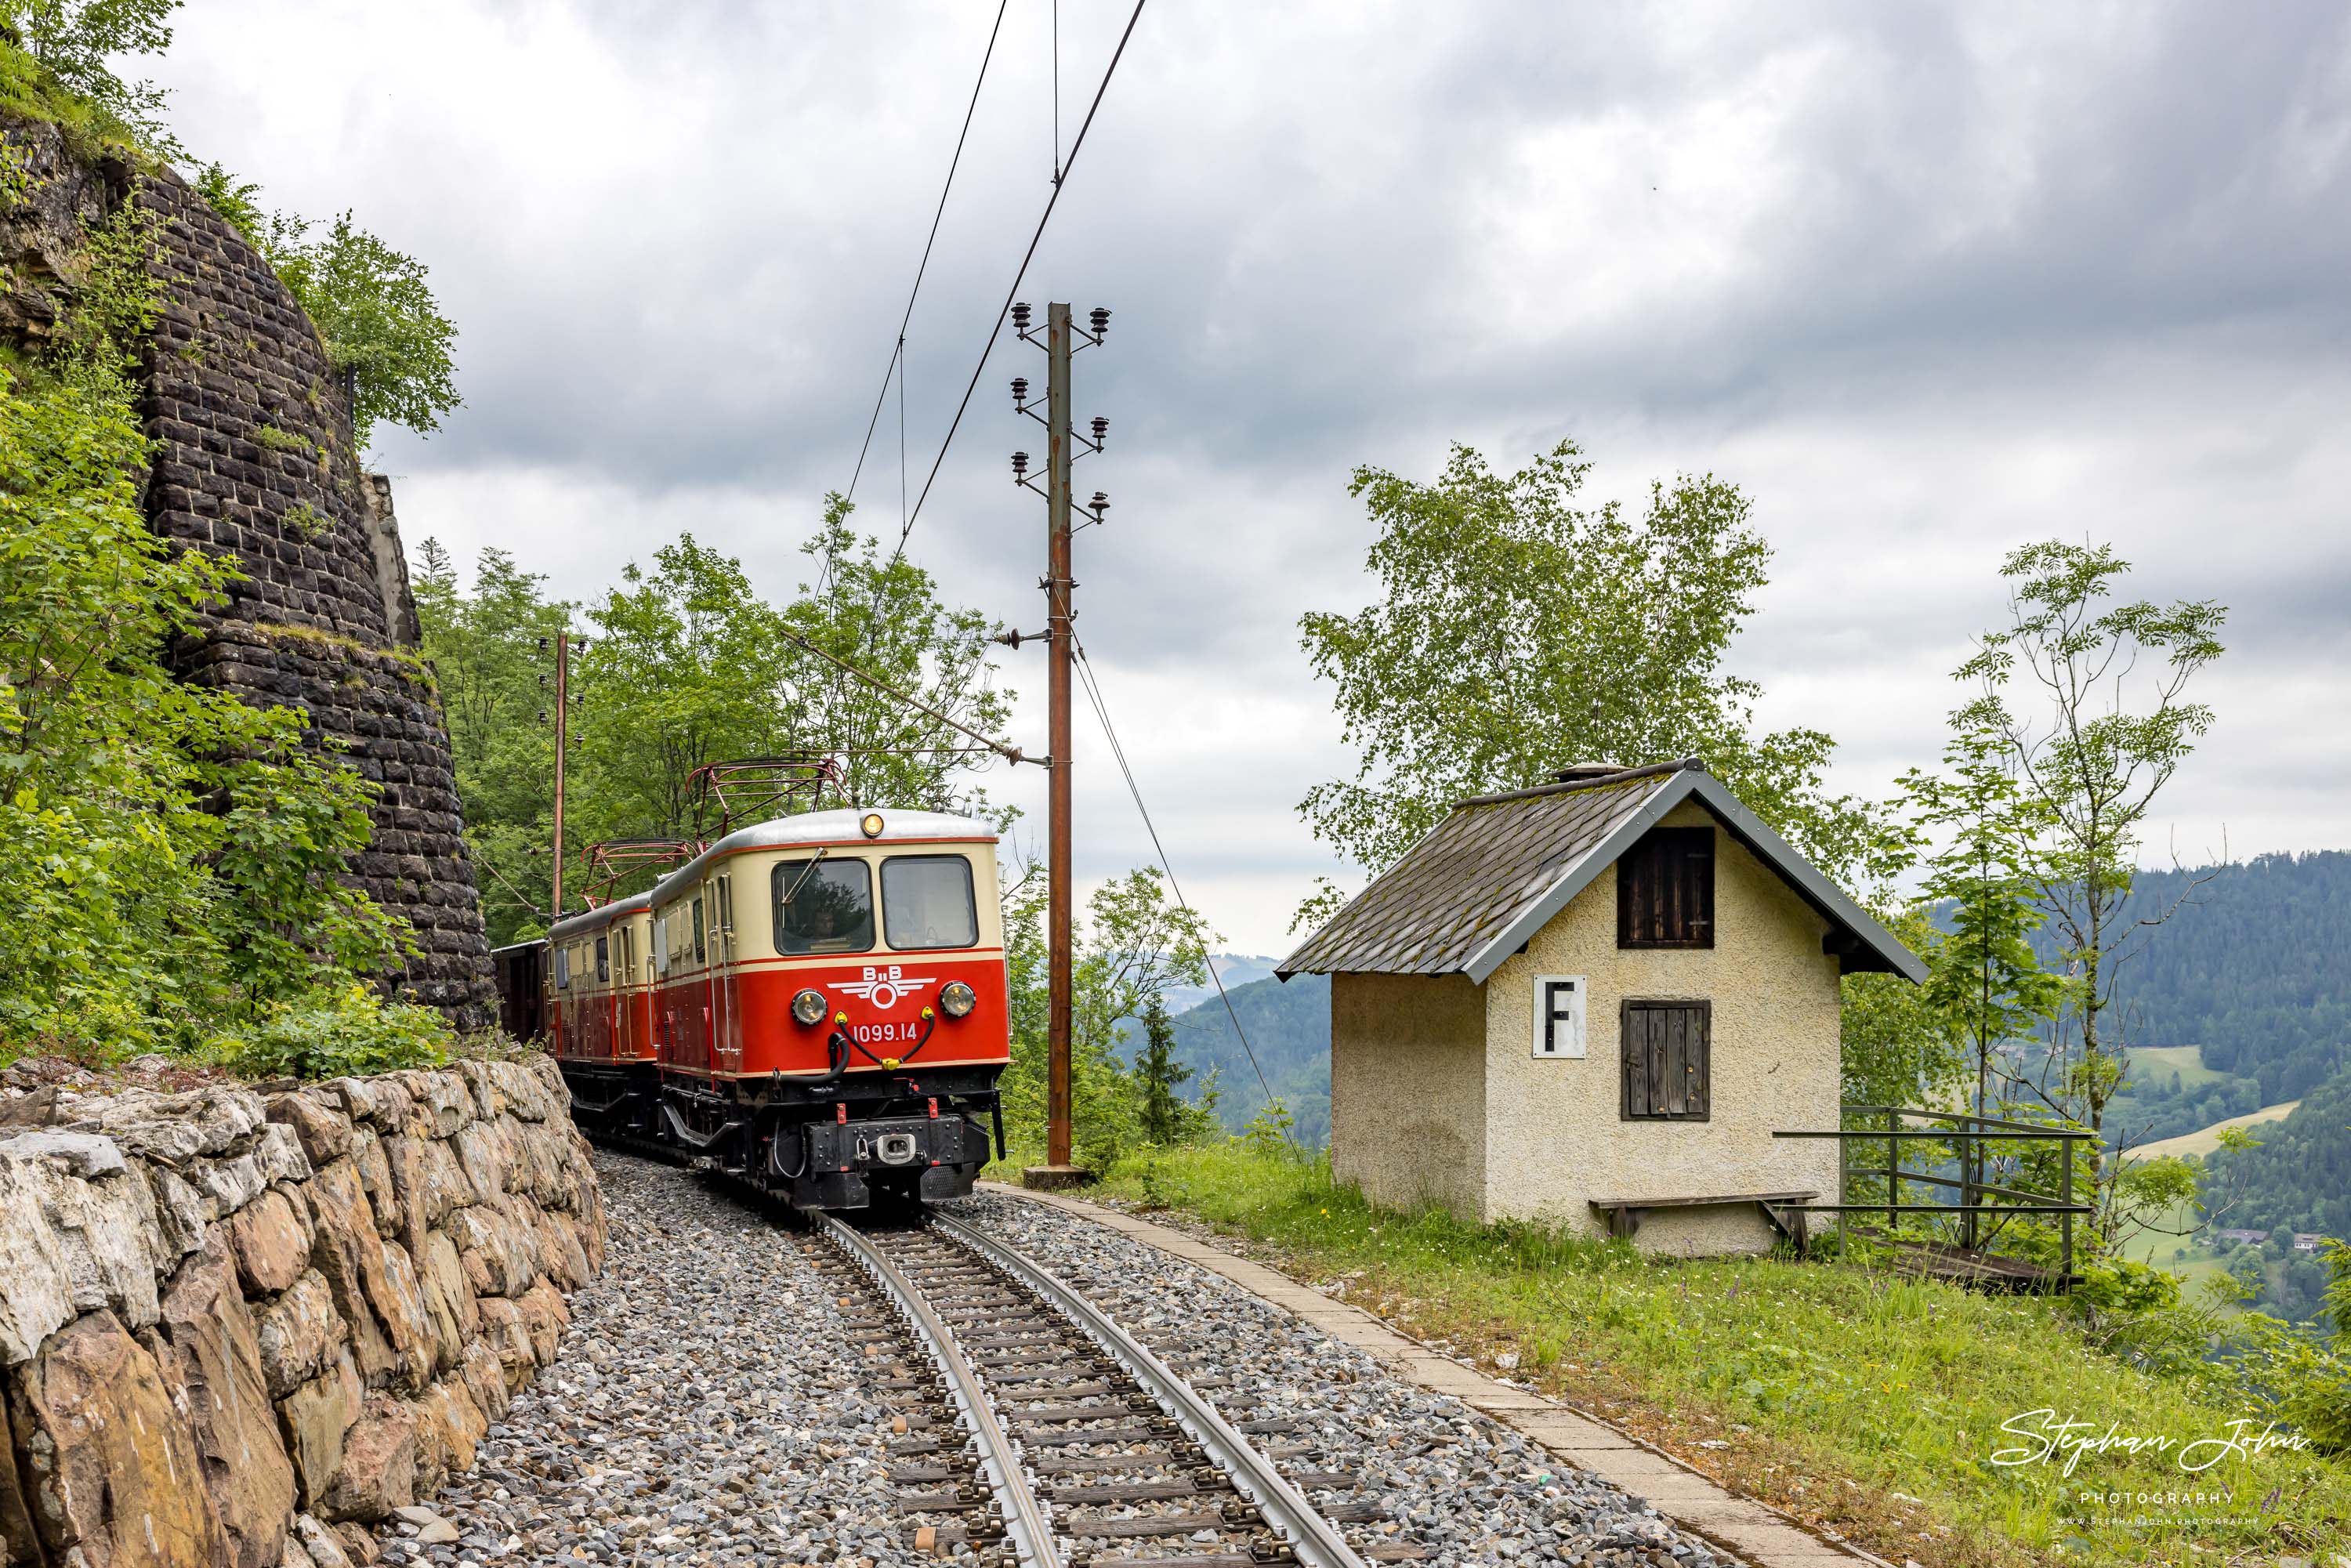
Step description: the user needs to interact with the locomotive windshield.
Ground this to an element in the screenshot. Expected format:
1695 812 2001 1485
882 855 979 950
772 858 874 954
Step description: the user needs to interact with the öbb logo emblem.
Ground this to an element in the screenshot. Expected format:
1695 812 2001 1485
830 965 934 1012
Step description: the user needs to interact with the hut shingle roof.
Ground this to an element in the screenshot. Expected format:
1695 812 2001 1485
1277 759 1924 984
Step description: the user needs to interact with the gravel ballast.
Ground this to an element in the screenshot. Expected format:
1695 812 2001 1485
947 1190 1741 1568
387 1153 1741 1567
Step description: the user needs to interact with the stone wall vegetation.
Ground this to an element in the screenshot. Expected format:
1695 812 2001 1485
0 113 496 1044
0 1051 605 1567
132 166 497 1030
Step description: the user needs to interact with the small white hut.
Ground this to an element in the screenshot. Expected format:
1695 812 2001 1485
1277 759 1924 1255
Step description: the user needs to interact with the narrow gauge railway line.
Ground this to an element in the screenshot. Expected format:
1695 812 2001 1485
805 1211 1430 1568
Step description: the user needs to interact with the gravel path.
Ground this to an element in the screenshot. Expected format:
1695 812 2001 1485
382 1154 1739 1568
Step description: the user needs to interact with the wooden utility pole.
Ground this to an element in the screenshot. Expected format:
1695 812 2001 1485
1007 299 1110 1188
1045 302 1076 1173
550 631 570 920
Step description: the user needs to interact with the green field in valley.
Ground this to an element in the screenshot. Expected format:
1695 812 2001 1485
2125 1045 2234 1094
2132 1100 2302 1162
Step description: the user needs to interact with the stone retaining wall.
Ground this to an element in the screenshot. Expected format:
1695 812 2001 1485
0 1056 604 1568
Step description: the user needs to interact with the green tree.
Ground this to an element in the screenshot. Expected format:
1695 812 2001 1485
1134 994 1214 1146
0 198 420 1059
187 167 460 444
1837 909 1966 1111
1297 440 1892 910
999 865 1215 1169
780 495 1013 817
573 534 795 850
1957 540 2226 1228
411 539 570 943
0 0 180 154
422 502 1016 931
266 210 460 441
1900 711 2063 1119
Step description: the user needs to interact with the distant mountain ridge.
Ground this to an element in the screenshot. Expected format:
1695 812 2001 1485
2042 851 2350 1103
1161 971 1331 1146
1156 954 1287 1016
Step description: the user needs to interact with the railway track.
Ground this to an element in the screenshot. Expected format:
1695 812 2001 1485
804 1209 1425 1568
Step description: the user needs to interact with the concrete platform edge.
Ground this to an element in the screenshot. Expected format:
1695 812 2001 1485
976 1180 1895 1568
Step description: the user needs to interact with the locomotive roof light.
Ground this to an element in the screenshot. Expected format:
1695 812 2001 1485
860 811 886 838
792 989 827 1027
940 981 976 1019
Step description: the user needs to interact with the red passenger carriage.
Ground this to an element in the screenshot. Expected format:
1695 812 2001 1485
544 807 1008 1209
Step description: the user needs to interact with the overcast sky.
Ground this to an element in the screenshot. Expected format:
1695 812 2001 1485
157 2 2351 954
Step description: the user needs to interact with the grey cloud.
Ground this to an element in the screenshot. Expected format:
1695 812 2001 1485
156 2 2351 949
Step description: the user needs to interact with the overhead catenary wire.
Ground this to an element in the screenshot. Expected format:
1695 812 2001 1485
1069 631 1299 1152
878 0 1149 581
839 0 1012 516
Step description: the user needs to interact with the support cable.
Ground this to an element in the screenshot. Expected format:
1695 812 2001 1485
840 0 1012 510
880 0 1149 578
1069 632 1297 1150
781 627 1040 769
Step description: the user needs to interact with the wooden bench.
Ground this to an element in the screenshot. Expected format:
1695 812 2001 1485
1588 1190 1819 1248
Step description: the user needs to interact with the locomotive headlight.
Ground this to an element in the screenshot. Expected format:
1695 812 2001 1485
940 981 976 1019
792 989 827 1027
860 811 886 838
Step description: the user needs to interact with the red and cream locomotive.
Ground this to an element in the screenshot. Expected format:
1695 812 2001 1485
541 807 1008 1210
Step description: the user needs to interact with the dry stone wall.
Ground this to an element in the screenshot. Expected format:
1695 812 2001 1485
0 1055 605 1568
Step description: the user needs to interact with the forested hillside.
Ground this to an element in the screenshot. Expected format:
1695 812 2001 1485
2060 850 2349 1101
2204 1063 2351 1240
1161 974 1332 1145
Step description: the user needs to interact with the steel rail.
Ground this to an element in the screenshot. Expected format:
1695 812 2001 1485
816 1215 1063 1568
930 1211 1369 1568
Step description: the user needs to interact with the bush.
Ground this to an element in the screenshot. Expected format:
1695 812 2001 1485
2206 1241 2351 1456
225 983 450 1081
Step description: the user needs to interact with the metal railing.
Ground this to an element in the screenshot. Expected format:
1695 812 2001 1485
1773 1105 2096 1284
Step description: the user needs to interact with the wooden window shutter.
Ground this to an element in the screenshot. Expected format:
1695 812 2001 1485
1620 999 1712 1121
1617 827 1715 948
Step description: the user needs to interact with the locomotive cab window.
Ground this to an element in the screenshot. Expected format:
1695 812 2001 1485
595 936 609 983
691 898 705 965
1617 826 1715 948
772 857 875 955
882 856 978 950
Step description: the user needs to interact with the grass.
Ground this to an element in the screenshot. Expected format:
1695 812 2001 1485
2126 1046 2232 1095
2134 1102 2302 1162
1057 1143 2351 1568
